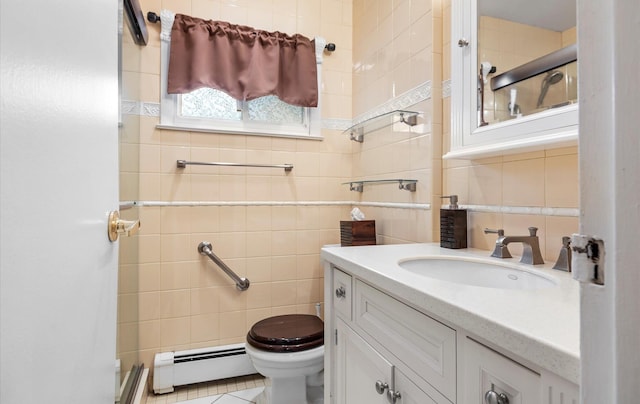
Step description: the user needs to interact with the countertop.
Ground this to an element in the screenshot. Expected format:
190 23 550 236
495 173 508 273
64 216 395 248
321 243 580 384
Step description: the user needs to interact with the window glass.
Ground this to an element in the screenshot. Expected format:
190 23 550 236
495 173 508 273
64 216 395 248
180 88 242 120
247 95 304 124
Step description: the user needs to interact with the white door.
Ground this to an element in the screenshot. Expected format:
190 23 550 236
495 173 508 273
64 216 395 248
578 0 640 402
0 0 119 403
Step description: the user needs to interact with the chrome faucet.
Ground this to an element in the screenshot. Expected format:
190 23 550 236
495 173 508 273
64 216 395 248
484 227 545 265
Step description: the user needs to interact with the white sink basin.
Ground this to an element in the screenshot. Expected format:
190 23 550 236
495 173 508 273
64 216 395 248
398 257 556 290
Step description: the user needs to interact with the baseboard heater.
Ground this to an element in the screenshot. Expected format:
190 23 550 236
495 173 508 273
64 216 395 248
153 343 257 394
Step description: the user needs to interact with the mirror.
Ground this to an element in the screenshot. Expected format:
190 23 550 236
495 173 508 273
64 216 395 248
478 0 577 126
447 0 578 160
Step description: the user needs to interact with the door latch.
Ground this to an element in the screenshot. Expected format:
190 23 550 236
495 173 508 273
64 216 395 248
571 234 605 285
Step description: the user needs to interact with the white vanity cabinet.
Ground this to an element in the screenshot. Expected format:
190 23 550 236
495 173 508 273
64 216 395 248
325 264 579 404
328 267 454 404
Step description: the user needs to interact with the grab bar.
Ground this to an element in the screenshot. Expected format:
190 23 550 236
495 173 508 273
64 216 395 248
198 241 250 291
177 160 293 172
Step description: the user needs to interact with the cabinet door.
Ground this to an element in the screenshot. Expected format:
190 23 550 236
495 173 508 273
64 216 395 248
393 368 441 404
463 338 541 404
335 319 393 404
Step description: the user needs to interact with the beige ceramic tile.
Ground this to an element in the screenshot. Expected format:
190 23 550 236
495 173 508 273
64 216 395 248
138 173 162 200
468 163 503 205
138 320 161 350
138 234 161 264
296 279 323 304
297 254 322 279
138 262 161 292
189 206 220 234
190 313 220 343
502 158 545 207
218 310 248 340
218 285 248 312
246 282 273 309
271 231 297 256
160 261 192 290
545 154 579 208
271 255 298 281
245 231 272 257
218 206 247 232
160 234 193 262
245 257 272 283
271 281 298 306
139 291 161 321
160 317 191 348
190 287 221 316
443 166 469 203
159 289 191 319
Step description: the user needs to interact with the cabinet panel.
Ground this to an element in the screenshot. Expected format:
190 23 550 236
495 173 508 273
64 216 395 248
332 267 352 321
541 372 579 404
463 338 541 404
335 318 392 404
354 280 457 401
394 368 445 404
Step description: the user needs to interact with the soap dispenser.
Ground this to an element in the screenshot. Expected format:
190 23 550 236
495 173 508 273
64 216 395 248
440 195 467 249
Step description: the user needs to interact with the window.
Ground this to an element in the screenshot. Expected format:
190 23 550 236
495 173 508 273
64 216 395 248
158 15 324 139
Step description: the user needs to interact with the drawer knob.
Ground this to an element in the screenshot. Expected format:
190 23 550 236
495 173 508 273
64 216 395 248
375 380 389 395
335 286 346 299
484 389 509 404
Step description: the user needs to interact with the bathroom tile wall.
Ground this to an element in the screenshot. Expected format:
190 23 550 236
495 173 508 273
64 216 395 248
120 0 354 368
442 0 579 262
350 0 443 243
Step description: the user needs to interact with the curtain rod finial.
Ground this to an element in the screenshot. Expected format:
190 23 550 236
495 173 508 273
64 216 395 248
147 11 161 23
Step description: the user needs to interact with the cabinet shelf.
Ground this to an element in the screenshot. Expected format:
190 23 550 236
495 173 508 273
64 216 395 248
343 179 418 192
344 110 419 142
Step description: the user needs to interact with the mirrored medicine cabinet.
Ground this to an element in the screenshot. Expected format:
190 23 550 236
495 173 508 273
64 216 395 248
447 0 578 159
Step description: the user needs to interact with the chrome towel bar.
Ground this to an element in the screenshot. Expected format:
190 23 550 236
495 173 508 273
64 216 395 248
177 160 293 172
198 241 250 291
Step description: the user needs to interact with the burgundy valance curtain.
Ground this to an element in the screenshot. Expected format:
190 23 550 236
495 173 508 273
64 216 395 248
167 14 318 107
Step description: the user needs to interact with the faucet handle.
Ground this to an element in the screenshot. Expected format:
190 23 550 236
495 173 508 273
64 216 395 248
484 228 505 237
528 227 538 236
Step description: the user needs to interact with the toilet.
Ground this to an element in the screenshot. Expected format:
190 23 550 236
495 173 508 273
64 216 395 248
245 314 324 404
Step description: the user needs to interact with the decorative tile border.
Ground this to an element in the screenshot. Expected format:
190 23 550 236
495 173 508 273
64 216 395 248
444 204 579 217
121 100 160 117
352 81 432 126
126 200 574 215
442 79 451 98
321 118 352 131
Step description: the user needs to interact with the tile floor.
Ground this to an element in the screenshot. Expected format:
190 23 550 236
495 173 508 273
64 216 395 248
143 374 268 404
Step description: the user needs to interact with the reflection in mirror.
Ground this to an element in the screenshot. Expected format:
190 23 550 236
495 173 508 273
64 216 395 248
477 0 577 126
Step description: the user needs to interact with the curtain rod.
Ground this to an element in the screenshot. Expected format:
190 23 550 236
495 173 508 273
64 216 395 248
146 11 336 52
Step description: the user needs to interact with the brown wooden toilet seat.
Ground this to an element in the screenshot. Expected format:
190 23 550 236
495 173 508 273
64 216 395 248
246 314 324 352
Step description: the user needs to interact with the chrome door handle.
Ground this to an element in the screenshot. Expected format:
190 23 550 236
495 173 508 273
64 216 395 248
375 380 389 395
335 286 346 299
458 38 470 47
108 211 140 242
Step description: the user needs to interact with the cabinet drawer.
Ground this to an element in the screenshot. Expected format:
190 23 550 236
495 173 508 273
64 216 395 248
354 280 456 401
463 338 541 404
332 267 352 320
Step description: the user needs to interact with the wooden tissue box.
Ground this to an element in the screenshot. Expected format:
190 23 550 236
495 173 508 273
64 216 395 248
340 220 376 246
